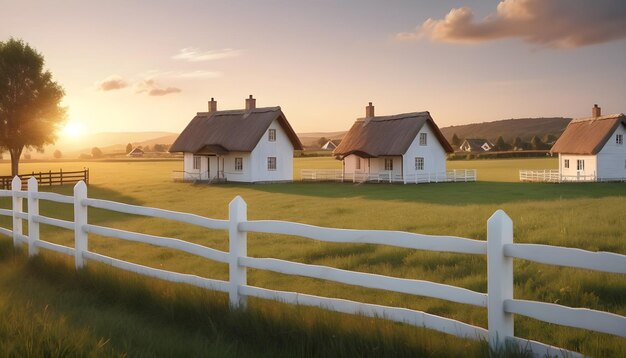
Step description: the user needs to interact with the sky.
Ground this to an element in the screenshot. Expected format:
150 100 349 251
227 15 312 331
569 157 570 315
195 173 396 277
1 0 625 136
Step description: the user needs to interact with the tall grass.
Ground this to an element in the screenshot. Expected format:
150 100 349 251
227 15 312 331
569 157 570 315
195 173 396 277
0 158 624 356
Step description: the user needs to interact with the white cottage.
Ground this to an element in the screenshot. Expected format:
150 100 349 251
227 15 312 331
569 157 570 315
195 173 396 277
459 138 493 152
551 105 626 181
333 103 454 183
169 96 303 183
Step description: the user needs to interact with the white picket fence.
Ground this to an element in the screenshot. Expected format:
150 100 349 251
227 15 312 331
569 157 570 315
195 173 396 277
1 176 625 357
301 169 477 184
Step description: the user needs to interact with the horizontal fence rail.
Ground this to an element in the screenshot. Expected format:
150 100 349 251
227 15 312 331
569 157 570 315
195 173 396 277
0 169 89 189
518 170 626 183
300 169 477 184
0 176 624 358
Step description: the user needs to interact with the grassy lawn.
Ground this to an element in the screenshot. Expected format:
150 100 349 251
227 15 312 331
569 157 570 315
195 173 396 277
0 158 624 357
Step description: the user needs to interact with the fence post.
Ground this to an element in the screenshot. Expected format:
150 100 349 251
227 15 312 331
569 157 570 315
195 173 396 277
11 176 23 248
228 196 247 309
27 177 40 257
487 210 514 350
74 181 88 269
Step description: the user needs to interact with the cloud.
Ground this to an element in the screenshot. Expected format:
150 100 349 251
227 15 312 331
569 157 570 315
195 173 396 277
172 47 242 61
135 79 181 96
96 75 128 91
397 0 626 48
175 70 222 79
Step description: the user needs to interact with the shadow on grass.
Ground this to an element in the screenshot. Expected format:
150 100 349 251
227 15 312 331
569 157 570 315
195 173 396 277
225 181 626 205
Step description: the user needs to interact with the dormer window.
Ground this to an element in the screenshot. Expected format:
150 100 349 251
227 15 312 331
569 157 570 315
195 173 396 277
268 129 276 142
419 133 427 146
617 134 623 145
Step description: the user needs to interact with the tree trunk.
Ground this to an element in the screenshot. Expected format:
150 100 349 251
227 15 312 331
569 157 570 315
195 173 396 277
9 147 23 177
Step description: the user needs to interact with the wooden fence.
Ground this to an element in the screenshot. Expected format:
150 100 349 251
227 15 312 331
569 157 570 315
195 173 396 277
0 169 89 189
0 177 624 358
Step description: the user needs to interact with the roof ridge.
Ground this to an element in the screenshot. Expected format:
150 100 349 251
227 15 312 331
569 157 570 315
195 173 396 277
356 111 430 122
571 113 625 123
196 106 281 116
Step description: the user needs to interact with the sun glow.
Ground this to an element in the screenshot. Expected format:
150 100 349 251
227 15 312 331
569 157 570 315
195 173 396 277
61 121 85 139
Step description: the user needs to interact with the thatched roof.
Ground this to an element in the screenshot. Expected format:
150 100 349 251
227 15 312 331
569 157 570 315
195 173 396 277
170 107 303 153
333 112 453 158
550 113 625 155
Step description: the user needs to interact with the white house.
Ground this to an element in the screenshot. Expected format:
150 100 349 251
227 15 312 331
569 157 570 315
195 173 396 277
169 96 303 183
550 105 626 181
459 139 493 152
321 139 341 151
332 103 454 183
127 147 144 157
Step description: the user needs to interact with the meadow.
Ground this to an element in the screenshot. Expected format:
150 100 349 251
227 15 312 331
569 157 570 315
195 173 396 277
0 157 624 357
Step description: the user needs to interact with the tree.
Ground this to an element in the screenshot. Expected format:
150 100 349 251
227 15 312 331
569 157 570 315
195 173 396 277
91 147 103 158
513 136 523 149
317 137 329 148
530 136 546 150
53 149 62 158
126 143 133 153
451 133 461 147
0 38 66 176
493 136 506 151
153 143 167 152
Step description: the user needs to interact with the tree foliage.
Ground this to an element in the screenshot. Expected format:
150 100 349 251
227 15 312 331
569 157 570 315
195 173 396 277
493 136 511 152
451 133 461 146
530 136 547 150
0 38 66 175
53 149 62 159
317 137 329 148
126 143 133 153
91 147 103 158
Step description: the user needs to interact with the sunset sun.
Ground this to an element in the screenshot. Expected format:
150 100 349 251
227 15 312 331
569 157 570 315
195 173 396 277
61 120 85 139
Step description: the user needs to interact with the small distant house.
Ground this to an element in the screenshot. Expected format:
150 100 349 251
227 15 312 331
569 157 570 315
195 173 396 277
333 102 453 183
459 139 493 152
169 96 303 183
127 147 144 157
321 139 341 150
551 104 626 181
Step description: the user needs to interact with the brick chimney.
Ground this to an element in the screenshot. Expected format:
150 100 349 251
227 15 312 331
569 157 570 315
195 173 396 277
208 97 217 112
592 104 601 118
245 95 256 110
366 102 375 117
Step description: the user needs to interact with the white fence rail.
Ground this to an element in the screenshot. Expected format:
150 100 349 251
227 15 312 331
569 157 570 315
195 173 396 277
518 170 613 183
1 176 625 358
301 169 477 183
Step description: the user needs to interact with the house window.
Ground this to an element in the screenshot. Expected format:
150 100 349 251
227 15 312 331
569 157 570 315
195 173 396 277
268 129 276 142
355 158 361 170
617 134 624 145
564 159 569 169
415 157 424 170
577 159 584 171
384 158 393 171
267 157 277 171
235 157 243 171
193 155 201 170
419 133 427 146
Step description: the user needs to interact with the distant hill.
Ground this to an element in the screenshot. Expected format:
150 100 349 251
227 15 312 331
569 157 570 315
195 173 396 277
440 117 571 144
298 131 346 148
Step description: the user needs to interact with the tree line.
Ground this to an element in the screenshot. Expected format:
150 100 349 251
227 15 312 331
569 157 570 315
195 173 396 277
451 133 557 151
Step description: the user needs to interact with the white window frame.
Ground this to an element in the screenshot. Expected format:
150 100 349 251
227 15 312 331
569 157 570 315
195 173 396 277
193 155 201 170
564 159 569 169
268 129 276 142
235 157 243 171
419 133 427 146
577 159 584 171
617 134 623 145
267 157 277 171
384 158 393 171
415 157 424 170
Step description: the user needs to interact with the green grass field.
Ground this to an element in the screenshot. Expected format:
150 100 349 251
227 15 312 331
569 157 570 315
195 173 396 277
0 158 624 357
